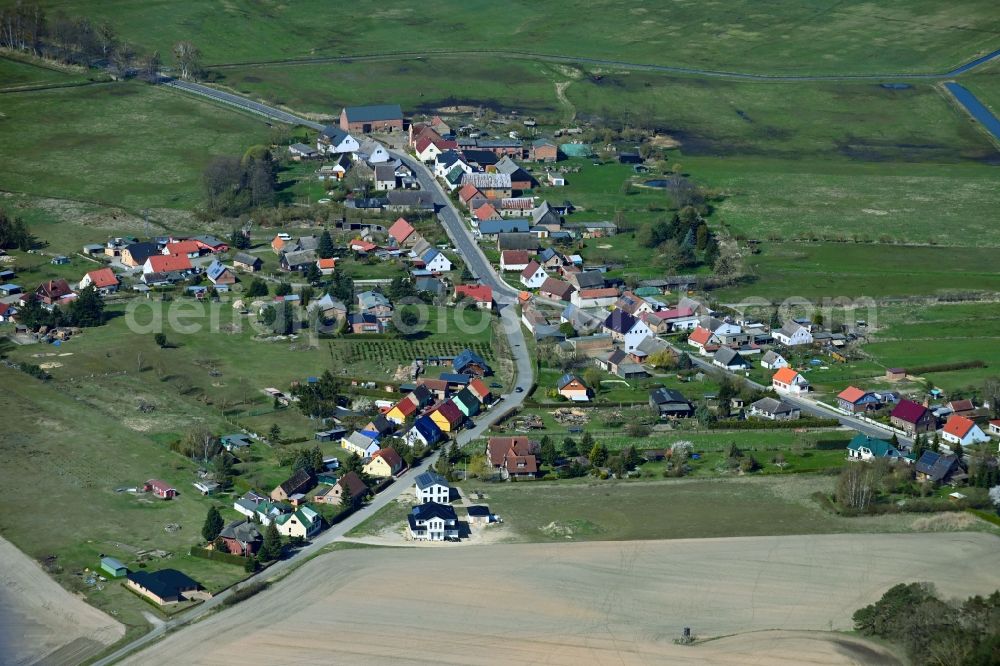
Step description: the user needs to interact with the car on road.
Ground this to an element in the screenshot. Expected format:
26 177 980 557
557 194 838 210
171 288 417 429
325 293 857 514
515 387 524 393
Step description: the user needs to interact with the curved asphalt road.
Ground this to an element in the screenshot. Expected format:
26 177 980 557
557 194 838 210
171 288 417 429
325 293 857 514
204 46 1000 82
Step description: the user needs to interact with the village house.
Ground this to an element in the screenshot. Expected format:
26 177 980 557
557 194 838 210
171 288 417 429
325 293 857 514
163 240 201 259
274 506 321 539
453 349 492 377
649 387 694 419
415 471 450 504
386 394 419 424
289 143 319 160
713 347 751 371
615 291 653 317
317 125 360 154
773 321 813 346
404 415 444 448
890 399 936 436
78 267 119 295
34 278 75 307
342 431 381 457
316 471 369 507
486 436 540 480
519 262 546 294
748 397 800 421
408 502 459 541
771 367 810 395
531 138 560 162
363 448 404 478
837 386 882 414
281 249 319 273
430 400 465 432
120 241 160 268
357 290 393 320
452 387 482 417
420 248 453 273
846 434 907 463
143 254 193 276
602 310 652 352
125 569 201 606
914 451 964 484
387 217 416 247
557 374 590 402
270 468 316 503
192 236 228 254
206 259 236 286
941 414 990 447
538 277 575 302
686 326 718 354
217 519 262 557
462 172 513 199
454 284 494 309
340 104 403 133
480 219 530 239
760 350 789 370
233 490 266 518
232 252 262 272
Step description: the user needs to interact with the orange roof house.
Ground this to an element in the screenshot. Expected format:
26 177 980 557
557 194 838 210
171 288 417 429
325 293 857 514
455 284 493 307
772 367 809 394
81 267 119 290
144 254 192 274
388 218 415 246
163 240 201 257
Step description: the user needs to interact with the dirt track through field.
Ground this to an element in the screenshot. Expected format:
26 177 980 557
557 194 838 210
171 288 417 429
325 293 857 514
0 535 124 666
123 532 998 665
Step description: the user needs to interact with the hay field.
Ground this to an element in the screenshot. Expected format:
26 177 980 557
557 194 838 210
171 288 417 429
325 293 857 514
123 532 999 665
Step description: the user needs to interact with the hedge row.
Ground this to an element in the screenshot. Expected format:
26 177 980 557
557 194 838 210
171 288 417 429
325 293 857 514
708 417 841 430
189 546 250 567
909 360 985 374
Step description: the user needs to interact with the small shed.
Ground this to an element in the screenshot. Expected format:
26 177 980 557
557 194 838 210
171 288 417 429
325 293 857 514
886 368 906 381
100 556 128 578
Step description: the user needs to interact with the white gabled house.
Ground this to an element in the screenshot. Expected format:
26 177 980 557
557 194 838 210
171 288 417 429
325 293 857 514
414 471 450 504
602 310 653 353
941 414 990 447
773 321 813 346
772 367 810 395
520 260 548 289
317 125 360 155
407 502 459 541
760 350 789 370
421 248 453 273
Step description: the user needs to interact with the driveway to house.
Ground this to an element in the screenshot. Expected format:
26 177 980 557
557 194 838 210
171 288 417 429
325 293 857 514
665 341 911 447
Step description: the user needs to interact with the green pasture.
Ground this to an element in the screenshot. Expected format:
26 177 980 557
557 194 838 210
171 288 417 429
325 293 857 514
28 0 1000 75
0 81 271 210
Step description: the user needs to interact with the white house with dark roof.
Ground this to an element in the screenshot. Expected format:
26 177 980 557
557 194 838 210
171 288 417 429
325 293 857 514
414 471 450 504
773 321 813 346
602 310 652 352
317 126 360 155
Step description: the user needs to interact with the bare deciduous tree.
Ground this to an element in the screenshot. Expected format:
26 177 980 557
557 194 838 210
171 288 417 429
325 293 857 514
173 40 199 80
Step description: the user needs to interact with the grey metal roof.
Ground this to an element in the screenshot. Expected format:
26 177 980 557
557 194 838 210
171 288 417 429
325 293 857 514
343 104 403 123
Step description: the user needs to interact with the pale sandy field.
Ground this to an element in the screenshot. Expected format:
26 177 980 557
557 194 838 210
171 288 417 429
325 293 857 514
0 536 124 666
124 532 1000 665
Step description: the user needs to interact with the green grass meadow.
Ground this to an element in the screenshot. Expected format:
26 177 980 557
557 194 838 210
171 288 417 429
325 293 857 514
0 81 271 209
27 0 1000 75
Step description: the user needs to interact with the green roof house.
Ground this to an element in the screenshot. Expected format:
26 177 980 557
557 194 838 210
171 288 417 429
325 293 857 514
452 387 481 417
846 434 906 463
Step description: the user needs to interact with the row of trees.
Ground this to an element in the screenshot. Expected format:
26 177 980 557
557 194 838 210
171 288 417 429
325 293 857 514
0 5 200 80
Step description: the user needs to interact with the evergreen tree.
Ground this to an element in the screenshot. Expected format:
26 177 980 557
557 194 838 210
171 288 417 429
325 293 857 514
230 226 251 250
304 262 322 285
310 445 325 473
268 423 281 442
275 282 292 297
580 431 595 451
258 523 283 561
339 479 355 510
0 208 33 250
952 441 964 460
589 442 609 467
622 446 641 470
68 285 105 327
931 433 941 453
201 505 224 543
317 230 335 259
539 436 557 466
562 437 579 458
246 278 269 297
677 352 693 370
